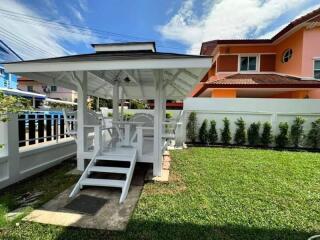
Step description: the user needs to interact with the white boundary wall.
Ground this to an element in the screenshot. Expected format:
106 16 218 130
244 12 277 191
0 114 76 189
100 108 181 119
182 98 320 144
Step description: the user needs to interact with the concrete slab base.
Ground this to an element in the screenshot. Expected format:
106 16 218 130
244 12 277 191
152 169 169 182
145 152 172 182
24 164 149 230
24 185 143 230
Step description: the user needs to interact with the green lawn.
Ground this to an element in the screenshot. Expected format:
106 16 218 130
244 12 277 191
1 148 320 240
0 161 78 229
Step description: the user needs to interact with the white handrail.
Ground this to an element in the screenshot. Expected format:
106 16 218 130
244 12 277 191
69 148 100 198
120 149 137 203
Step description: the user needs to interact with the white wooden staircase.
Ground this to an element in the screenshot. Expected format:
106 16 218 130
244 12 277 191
69 147 137 203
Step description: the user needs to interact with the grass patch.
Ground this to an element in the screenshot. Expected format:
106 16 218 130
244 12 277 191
0 160 78 229
1 148 320 239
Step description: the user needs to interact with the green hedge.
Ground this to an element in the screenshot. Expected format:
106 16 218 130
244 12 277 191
185 114 320 150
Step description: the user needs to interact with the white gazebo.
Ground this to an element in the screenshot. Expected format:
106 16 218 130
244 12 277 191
4 42 211 203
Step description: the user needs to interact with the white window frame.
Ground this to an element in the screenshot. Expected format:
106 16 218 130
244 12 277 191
282 48 293 63
238 54 260 73
314 59 320 80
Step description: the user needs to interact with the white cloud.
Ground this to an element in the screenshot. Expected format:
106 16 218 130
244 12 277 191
69 5 85 23
259 3 320 39
159 0 318 54
294 3 320 19
258 23 287 39
78 0 88 12
0 0 97 60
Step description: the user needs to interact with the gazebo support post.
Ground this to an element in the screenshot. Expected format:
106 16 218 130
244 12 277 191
112 80 120 146
76 71 88 171
96 97 100 111
153 70 163 176
120 89 124 121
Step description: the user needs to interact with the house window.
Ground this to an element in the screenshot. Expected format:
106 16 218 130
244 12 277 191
4 79 9 88
240 56 257 71
51 85 57 92
315 60 320 79
0 68 4 76
27 86 33 92
282 48 293 63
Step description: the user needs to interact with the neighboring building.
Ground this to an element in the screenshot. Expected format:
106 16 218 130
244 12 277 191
18 77 78 103
0 40 22 89
192 8 320 99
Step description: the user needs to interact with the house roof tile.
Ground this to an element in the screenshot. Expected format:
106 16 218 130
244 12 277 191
193 74 320 97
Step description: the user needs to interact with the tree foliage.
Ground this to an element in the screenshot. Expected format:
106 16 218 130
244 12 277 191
234 118 246 145
221 117 231 145
0 91 32 148
129 99 146 109
186 112 197 142
91 97 112 110
208 120 218 145
0 91 31 122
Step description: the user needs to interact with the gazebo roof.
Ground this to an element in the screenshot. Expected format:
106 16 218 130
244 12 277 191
4 42 212 100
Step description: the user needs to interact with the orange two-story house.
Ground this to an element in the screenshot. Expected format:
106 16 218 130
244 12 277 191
192 8 320 99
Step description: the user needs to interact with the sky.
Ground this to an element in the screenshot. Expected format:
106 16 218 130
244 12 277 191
0 0 319 60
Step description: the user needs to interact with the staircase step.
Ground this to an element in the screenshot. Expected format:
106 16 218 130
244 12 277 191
96 155 133 162
81 178 125 188
89 166 129 174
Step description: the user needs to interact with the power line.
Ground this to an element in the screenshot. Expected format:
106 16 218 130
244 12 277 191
0 32 52 59
0 8 199 52
0 26 57 57
0 8 149 42
0 31 41 58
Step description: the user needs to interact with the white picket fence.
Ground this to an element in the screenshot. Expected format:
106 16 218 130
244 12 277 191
182 98 320 144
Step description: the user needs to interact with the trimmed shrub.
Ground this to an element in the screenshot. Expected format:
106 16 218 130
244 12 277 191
208 120 218 145
186 112 197 142
107 112 113 117
221 117 231 145
166 112 173 119
275 122 289 148
234 118 246 145
199 119 209 144
247 122 261 146
123 112 133 121
290 116 305 148
261 122 273 147
307 118 320 148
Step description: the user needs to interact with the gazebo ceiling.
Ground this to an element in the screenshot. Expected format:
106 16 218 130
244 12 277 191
4 44 212 100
